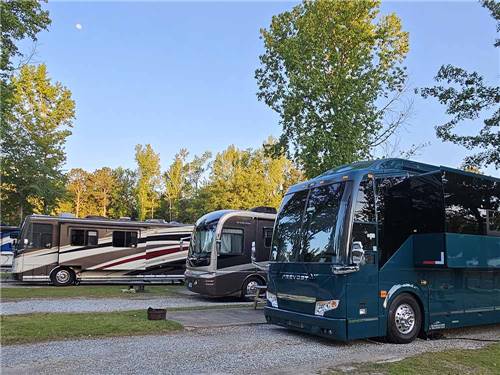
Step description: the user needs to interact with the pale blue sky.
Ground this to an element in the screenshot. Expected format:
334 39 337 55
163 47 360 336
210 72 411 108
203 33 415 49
27 1 499 176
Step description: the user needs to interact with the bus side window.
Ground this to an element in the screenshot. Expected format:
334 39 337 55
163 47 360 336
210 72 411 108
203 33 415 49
220 228 244 255
70 229 85 246
87 231 99 246
112 231 138 248
263 228 273 248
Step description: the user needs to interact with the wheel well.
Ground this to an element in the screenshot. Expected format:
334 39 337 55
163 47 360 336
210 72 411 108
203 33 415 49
49 266 76 279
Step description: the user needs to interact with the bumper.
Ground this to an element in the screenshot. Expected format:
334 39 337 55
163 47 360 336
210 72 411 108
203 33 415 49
264 306 348 341
185 276 220 297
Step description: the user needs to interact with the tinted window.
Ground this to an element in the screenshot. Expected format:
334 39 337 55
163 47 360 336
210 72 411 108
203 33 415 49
487 210 500 235
271 190 308 261
112 231 138 247
263 228 273 248
300 183 345 263
87 231 98 246
30 223 53 249
354 178 376 223
444 172 499 235
70 229 85 246
220 228 244 255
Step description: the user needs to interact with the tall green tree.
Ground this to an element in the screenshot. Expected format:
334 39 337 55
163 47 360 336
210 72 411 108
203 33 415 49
88 167 115 217
419 1 499 169
135 144 161 221
1 64 75 223
164 149 189 222
65 168 88 218
110 167 137 219
256 0 409 177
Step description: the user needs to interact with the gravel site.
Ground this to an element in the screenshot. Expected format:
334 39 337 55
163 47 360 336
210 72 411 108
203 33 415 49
2 323 499 374
0 295 250 315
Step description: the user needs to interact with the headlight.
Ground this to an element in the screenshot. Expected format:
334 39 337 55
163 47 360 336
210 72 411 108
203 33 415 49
314 300 339 316
266 291 278 308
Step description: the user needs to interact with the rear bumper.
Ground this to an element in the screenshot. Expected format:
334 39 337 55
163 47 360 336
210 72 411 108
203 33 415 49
264 306 348 341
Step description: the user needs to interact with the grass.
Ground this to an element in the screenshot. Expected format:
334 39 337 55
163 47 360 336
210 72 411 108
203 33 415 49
328 343 500 375
1 310 183 345
0 285 184 300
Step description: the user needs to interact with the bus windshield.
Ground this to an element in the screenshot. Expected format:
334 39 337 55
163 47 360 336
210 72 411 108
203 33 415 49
189 223 217 258
271 181 350 264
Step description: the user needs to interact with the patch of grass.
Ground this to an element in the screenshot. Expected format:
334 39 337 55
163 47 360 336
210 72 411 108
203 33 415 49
0 285 183 300
329 343 500 375
1 310 183 345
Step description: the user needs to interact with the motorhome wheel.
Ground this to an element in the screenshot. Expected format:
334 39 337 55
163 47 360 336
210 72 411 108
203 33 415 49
241 277 263 300
50 267 76 287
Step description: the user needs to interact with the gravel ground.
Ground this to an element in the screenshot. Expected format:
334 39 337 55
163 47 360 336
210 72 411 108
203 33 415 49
0 295 250 315
2 324 499 374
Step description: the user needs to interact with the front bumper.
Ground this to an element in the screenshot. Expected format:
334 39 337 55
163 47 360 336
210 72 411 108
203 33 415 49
185 275 220 297
264 306 348 341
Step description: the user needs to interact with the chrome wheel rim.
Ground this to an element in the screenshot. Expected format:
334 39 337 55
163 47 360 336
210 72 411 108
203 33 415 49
395 303 415 334
246 280 259 295
55 270 70 284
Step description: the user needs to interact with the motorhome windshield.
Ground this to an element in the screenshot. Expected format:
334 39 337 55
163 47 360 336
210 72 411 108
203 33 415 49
189 223 217 257
271 181 350 264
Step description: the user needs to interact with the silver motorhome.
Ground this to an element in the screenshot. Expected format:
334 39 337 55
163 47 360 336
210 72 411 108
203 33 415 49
184 208 276 298
12 214 193 286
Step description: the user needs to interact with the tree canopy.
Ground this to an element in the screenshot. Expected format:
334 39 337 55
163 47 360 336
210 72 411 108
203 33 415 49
256 0 409 177
419 1 499 169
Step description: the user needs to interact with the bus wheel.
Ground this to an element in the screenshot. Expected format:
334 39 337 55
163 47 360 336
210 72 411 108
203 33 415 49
387 293 422 344
241 277 263 300
50 267 76 287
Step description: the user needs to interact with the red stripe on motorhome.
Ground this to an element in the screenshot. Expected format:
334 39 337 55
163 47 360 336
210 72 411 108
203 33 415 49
99 247 182 269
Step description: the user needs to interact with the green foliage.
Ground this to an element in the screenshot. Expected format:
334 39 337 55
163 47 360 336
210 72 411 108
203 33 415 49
1 64 75 223
135 144 161 221
255 0 409 178
0 0 51 77
419 2 499 170
110 167 138 219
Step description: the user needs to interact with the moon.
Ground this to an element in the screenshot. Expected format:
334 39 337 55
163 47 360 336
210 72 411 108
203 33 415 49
75 23 83 30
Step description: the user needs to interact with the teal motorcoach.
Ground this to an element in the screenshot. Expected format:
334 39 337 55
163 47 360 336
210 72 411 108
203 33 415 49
264 158 500 343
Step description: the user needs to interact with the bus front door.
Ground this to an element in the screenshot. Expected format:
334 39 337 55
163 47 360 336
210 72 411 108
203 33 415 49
346 221 379 340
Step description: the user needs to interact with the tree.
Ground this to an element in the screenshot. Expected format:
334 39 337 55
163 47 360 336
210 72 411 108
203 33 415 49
205 144 302 211
109 167 137 219
0 1 50 77
66 168 88 217
256 0 409 178
164 149 188 222
88 168 115 217
419 1 499 170
1 64 75 223
135 144 161 221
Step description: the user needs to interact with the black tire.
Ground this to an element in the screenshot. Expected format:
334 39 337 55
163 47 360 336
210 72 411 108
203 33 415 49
241 276 264 300
387 293 422 344
50 267 76 287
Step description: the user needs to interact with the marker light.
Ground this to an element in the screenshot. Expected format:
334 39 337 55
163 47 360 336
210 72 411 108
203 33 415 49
315 300 339 316
266 291 278 308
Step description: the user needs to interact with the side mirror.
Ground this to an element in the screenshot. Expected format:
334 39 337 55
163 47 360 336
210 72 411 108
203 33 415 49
179 236 190 251
10 232 18 239
251 241 256 263
351 241 365 265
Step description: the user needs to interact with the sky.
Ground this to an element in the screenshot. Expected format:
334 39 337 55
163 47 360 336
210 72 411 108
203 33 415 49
25 0 499 176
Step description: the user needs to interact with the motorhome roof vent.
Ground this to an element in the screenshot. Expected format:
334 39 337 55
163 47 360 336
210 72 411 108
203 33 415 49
59 212 76 218
250 206 277 214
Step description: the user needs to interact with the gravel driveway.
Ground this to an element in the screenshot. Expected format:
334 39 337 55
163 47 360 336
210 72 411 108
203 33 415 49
0 295 250 315
2 324 499 374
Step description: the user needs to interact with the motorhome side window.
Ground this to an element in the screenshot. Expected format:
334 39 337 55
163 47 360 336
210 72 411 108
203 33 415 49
263 228 273 248
30 223 53 249
220 228 244 255
112 231 138 248
70 229 99 246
